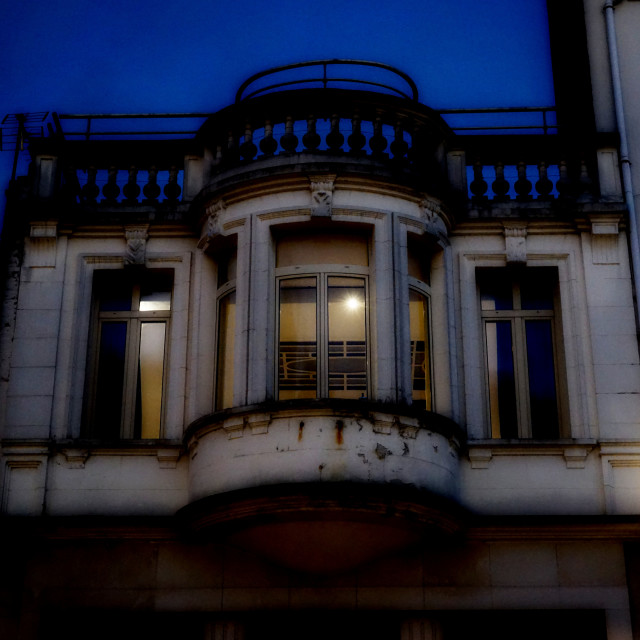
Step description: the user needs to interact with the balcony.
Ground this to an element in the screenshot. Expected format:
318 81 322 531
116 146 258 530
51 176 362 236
180 399 464 573
5 60 624 226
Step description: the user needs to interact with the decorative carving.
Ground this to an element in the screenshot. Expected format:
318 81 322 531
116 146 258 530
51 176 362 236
124 225 149 266
504 222 528 265
62 448 89 469
198 199 227 251
309 174 336 217
419 197 448 240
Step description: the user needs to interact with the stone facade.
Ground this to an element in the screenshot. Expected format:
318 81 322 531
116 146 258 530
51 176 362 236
2 2 640 638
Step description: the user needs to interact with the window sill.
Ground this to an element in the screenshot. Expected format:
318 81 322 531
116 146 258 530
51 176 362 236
466 439 598 469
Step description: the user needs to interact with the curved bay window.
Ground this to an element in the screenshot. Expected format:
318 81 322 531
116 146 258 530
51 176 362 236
276 233 369 400
87 269 173 439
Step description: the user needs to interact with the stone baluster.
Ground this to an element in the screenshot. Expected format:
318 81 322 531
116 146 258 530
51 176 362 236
578 159 594 202
535 161 553 200
63 164 81 203
164 166 182 201
347 112 366 154
303 115 321 151
280 115 298 153
470 160 488 201
369 115 387 156
260 120 278 156
390 121 409 160
213 145 224 167
491 162 510 201
102 166 120 202
226 130 239 163
143 166 161 202
326 114 344 152
239 123 257 161
81 166 99 203
514 162 532 201
123 166 140 202
555 160 569 199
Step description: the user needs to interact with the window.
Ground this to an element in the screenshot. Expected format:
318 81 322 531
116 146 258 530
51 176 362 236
276 232 369 400
408 235 432 410
479 268 562 439
215 247 237 410
86 270 172 439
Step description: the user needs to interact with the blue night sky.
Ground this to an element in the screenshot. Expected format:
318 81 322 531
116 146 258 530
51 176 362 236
1 0 554 228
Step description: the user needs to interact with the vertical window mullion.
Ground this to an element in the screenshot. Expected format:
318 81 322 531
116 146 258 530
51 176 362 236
122 317 140 439
318 274 328 398
513 317 532 438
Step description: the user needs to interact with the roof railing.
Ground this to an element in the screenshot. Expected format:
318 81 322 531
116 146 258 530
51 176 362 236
234 59 420 103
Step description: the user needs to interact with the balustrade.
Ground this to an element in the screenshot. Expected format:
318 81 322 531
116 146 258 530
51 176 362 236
467 158 596 202
68 165 183 204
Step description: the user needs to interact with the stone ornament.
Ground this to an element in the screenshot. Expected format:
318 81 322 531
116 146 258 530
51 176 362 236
309 174 336 217
124 225 149 265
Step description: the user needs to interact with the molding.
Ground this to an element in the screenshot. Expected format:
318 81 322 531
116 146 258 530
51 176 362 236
28 221 58 268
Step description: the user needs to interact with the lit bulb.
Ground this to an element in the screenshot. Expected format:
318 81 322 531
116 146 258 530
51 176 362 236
345 296 361 310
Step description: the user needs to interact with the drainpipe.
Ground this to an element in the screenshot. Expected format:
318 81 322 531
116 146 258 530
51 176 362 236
603 0 640 314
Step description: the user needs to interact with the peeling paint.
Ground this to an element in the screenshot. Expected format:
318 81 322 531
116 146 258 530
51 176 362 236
375 443 392 460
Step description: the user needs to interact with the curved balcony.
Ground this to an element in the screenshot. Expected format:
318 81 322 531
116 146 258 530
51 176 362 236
180 400 465 573
194 60 454 203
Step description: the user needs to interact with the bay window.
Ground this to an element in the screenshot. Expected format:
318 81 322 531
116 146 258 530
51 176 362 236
276 232 369 401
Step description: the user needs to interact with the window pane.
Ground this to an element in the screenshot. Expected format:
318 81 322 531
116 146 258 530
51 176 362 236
140 272 173 310
97 273 132 311
217 247 238 287
407 235 430 284
525 320 559 437
327 276 366 399
485 321 518 438
409 290 431 410
95 322 127 438
520 269 556 310
216 291 236 410
279 278 317 400
134 322 166 438
277 234 368 267
479 271 513 311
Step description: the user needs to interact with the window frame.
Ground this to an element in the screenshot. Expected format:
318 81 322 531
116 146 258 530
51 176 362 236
215 273 237 411
275 264 370 401
478 267 565 439
408 278 433 411
85 269 173 440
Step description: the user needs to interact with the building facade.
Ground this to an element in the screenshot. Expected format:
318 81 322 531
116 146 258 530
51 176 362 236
2 1 640 638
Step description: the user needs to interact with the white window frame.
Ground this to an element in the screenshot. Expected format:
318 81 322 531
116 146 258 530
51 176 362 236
408 278 433 411
85 269 172 439
275 264 370 400
480 271 562 438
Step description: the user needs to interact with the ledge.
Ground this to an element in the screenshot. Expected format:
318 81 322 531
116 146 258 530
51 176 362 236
185 399 464 446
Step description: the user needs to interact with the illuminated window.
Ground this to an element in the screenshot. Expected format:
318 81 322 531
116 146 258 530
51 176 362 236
276 233 368 400
478 267 562 439
86 270 172 439
408 236 432 410
216 247 237 410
